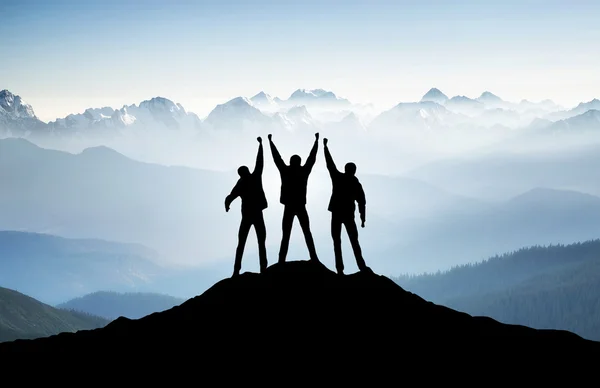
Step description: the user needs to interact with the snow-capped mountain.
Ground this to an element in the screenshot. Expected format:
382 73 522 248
49 107 129 131
476 91 508 109
286 105 315 125
444 95 485 117
48 96 201 133
2 87 599 143
271 105 321 132
418 87 561 118
249 91 279 112
279 88 351 110
368 101 458 132
203 96 272 132
0 89 46 134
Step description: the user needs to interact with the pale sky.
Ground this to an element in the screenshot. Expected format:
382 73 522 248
2 0 599 122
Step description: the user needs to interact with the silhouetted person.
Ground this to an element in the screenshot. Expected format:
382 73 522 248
268 133 320 263
323 138 372 275
225 136 268 277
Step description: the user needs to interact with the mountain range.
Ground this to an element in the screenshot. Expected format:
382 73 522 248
2 87 599 141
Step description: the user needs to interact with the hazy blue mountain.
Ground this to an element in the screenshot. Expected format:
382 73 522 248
405 142 600 201
0 137 235 264
0 286 109 343
375 188 600 274
57 291 185 320
0 137 489 277
0 231 164 305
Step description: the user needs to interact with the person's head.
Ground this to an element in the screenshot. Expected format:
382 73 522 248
238 165 250 178
290 154 301 167
344 162 357 176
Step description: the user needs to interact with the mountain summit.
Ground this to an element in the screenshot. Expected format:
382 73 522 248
0 89 46 133
420 87 449 104
1 260 596 363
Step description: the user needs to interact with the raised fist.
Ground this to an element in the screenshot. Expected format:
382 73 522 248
257 136 262 143
323 138 328 146
268 134 272 141
315 133 319 140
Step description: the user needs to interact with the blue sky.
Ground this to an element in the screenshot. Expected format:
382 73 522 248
2 0 599 121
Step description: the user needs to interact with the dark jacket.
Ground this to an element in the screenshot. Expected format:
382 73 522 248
324 145 366 218
269 138 318 207
225 143 268 216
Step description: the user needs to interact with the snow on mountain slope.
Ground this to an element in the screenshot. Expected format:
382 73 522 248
280 88 351 110
47 97 201 133
476 91 509 109
368 101 459 132
203 96 273 132
0 90 46 134
444 96 485 117
2 87 598 143
250 91 279 112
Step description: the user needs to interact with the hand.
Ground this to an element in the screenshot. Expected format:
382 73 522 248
268 134 272 141
225 204 230 212
257 136 262 143
323 138 328 146
361 220 365 228
315 133 319 140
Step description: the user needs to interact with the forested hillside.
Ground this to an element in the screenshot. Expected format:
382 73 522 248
0 286 109 343
392 240 600 341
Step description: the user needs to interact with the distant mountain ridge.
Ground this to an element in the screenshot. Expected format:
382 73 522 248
1 87 598 138
0 230 165 305
57 291 185 320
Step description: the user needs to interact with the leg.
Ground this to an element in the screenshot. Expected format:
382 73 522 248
331 213 344 275
254 213 268 272
297 206 319 262
233 217 252 276
344 217 369 272
278 206 295 263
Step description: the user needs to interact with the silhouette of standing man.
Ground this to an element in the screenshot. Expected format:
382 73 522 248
323 138 372 275
225 136 268 277
268 133 320 264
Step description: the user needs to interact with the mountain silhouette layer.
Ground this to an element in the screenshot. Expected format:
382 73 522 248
1 260 597 366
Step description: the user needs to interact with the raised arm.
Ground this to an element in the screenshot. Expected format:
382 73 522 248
225 181 241 212
356 181 366 227
253 137 264 175
323 138 339 176
268 134 285 172
304 132 319 173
